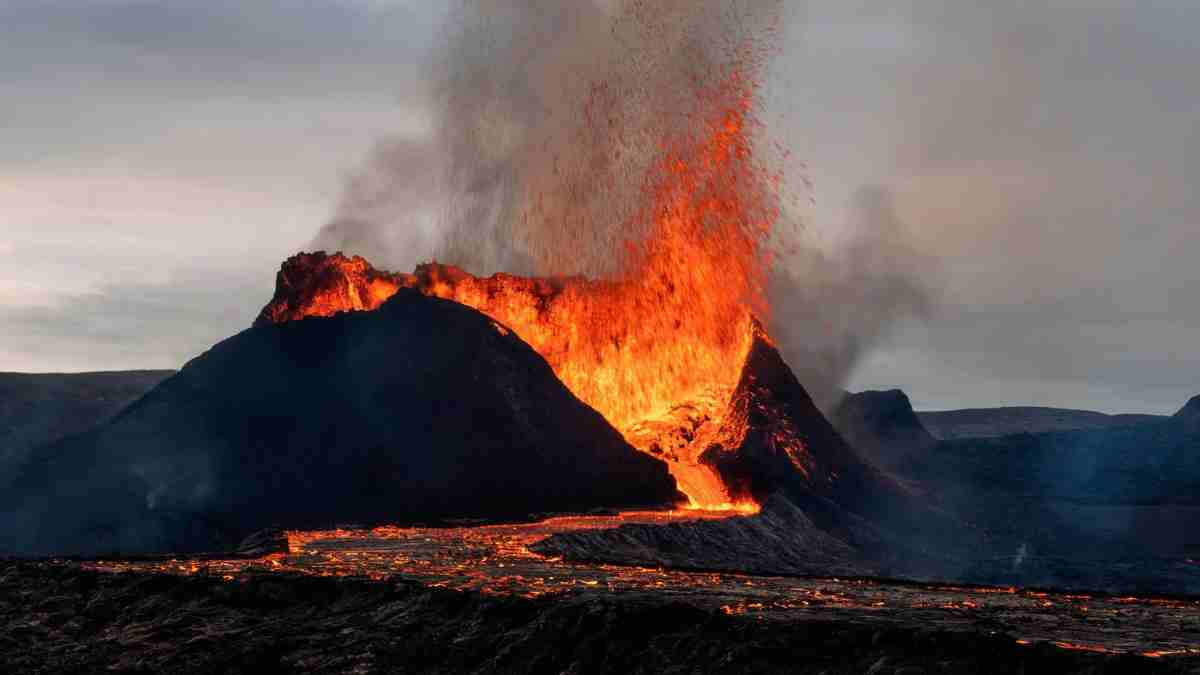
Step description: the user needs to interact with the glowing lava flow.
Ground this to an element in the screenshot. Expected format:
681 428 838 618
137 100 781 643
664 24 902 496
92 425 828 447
86 523 1200 660
258 72 778 511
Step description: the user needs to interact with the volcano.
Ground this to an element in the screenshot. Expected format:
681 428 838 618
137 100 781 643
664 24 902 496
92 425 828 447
257 252 960 564
0 290 679 557
259 251 762 510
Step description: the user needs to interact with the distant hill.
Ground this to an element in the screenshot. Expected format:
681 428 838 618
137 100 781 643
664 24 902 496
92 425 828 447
830 389 1200 577
899 404 1200 562
0 371 173 463
830 390 936 470
917 406 1163 440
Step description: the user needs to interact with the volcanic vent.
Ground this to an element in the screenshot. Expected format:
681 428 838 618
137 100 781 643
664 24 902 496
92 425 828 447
257 251 872 515
257 52 795 509
254 4 853 511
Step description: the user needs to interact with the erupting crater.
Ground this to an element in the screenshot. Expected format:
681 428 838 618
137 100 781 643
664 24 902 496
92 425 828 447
258 79 790 511
258 252 765 511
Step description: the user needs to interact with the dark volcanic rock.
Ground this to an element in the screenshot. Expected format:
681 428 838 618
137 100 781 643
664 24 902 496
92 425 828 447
699 333 969 564
832 390 937 470
0 370 172 467
0 290 679 556
1 562 1185 675
700 332 898 509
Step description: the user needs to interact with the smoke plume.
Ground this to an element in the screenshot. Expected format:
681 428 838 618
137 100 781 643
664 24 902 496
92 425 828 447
770 188 938 411
315 0 783 277
313 0 936 406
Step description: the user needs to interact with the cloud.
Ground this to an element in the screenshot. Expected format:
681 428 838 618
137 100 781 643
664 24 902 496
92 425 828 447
769 1 1200 412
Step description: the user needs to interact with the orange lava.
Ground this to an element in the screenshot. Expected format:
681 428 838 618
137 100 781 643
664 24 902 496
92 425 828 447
685 500 761 515
259 68 780 509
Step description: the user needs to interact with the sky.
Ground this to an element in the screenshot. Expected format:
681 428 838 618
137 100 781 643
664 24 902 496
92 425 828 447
1 0 1196 414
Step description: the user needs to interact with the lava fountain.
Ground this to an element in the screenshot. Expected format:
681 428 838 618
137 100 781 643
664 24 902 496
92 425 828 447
259 12 786 511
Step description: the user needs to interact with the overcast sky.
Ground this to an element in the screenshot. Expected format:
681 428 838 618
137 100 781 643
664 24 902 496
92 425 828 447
2 1 1196 414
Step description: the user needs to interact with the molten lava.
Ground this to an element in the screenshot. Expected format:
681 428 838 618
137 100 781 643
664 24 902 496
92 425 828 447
259 71 779 510
258 251 761 510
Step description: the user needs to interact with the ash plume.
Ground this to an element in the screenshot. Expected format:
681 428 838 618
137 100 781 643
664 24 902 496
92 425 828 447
314 1 937 406
314 0 783 278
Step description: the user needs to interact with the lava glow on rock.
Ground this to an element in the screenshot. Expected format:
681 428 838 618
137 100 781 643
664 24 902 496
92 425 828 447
257 70 781 511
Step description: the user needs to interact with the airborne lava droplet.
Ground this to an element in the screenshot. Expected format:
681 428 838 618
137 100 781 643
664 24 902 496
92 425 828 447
258 12 783 510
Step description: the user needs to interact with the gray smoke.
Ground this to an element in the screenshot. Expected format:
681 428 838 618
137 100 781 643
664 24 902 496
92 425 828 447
770 188 938 412
314 0 783 278
314 1 937 407
315 136 439 272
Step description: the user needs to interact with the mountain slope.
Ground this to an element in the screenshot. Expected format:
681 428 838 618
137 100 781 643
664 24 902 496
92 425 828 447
1 290 679 556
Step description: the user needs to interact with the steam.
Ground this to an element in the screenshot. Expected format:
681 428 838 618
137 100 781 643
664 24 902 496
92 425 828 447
313 0 936 406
